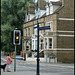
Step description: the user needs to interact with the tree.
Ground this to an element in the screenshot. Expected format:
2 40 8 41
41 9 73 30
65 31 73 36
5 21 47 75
1 24 14 52
1 0 34 53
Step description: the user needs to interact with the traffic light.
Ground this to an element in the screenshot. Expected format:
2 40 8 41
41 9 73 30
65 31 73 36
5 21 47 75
14 30 21 45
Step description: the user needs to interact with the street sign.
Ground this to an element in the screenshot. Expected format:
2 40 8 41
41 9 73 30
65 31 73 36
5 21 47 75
35 25 51 30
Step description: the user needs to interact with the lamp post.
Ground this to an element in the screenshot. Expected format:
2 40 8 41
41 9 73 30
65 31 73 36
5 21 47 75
35 0 40 75
36 22 40 75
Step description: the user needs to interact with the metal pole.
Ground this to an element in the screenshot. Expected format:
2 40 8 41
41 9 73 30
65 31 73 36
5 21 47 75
36 21 40 75
36 0 40 75
14 45 16 71
46 48 47 62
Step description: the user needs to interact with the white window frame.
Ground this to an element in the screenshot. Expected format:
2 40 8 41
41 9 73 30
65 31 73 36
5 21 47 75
28 28 30 36
28 14 30 21
32 38 37 50
34 25 37 35
46 21 53 31
44 37 53 50
26 29 27 36
34 24 41 35
50 5 53 14
48 38 52 49
46 7 49 15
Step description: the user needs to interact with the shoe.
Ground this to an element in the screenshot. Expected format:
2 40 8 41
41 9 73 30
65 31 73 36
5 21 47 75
7 71 11 72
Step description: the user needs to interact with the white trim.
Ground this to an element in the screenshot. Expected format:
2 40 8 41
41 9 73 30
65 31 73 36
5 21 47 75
44 30 74 33
58 18 74 21
58 35 74 37
45 34 74 37
53 48 74 50
57 30 74 33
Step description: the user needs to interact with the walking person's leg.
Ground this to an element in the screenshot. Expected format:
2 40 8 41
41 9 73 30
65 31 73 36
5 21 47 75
7 65 11 72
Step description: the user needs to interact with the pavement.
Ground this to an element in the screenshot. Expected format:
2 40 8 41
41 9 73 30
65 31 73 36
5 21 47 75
1 55 74 75
1 70 68 75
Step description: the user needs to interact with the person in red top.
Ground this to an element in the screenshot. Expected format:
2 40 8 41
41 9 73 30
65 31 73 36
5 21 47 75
6 54 12 72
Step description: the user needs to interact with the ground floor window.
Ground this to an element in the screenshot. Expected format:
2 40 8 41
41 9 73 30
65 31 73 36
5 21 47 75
26 41 29 50
49 38 52 49
32 38 37 50
44 37 53 49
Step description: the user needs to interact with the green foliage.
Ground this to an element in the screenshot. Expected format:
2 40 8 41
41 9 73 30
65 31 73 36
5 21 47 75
1 24 15 52
1 0 34 53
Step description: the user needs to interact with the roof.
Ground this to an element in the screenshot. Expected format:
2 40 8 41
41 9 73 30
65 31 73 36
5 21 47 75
53 5 64 14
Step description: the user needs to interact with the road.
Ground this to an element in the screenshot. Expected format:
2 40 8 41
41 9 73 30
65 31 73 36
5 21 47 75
1 58 74 75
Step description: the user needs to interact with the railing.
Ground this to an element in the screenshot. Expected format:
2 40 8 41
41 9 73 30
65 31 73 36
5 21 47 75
34 50 44 56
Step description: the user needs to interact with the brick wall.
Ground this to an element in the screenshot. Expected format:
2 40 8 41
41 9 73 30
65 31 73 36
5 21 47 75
57 50 74 63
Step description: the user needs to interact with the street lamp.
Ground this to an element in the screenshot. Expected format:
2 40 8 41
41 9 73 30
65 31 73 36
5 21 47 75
35 0 40 75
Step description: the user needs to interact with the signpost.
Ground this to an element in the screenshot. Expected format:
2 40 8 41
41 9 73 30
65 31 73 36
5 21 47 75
36 22 40 75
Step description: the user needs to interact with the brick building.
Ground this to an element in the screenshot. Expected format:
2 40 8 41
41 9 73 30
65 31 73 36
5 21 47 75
22 0 74 63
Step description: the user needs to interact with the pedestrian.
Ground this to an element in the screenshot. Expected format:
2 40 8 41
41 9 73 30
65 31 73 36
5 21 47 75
6 53 12 72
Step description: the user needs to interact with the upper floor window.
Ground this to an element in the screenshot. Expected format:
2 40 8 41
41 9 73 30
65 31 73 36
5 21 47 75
25 15 27 22
50 22 53 31
34 24 41 35
28 28 30 36
47 21 53 31
26 29 27 36
28 14 30 21
46 7 49 15
50 6 53 14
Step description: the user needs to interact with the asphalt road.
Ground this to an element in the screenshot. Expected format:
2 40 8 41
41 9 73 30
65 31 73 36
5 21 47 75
1 59 74 75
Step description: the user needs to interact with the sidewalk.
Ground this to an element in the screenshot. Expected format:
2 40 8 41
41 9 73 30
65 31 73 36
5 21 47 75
1 56 74 75
1 55 74 69
1 70 65 75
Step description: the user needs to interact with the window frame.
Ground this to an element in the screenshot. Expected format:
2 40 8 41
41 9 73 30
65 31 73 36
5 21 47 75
32 38 37 50
46 21 53 31
44 37 53 50
26 29 27 36
50 5 53 14
28 28 30 36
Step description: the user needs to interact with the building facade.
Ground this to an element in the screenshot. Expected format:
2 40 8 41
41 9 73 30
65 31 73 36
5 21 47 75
22 0 74 63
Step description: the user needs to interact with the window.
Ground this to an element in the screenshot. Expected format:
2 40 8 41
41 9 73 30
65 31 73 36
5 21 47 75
50 22 53 31
35 40 37 50
34 25 37 35
49 38 52 49
26 29 27 36
44 38 53 49
32 40 34 50
28 14 30 21
50 6 53 14
26 41 29 50
46 7 49 15
32 39 37 50
38 8 41 18
29 28 30 36
41 39 43 49
47 21 53 31
45 38 47 49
